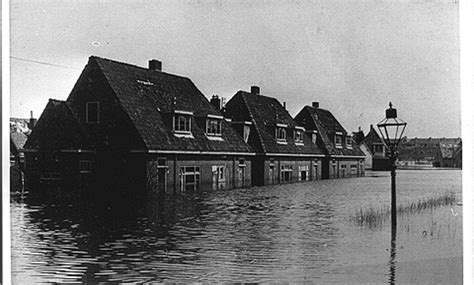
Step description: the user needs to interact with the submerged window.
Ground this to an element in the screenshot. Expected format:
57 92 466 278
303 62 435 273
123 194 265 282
80 160 92 173
180 166 200 191
212 165 226 182
298 165 309 181
351 165 357 175
86 102 99 123
280 165 293 182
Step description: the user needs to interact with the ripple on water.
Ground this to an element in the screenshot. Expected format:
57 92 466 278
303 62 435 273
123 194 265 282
11 170 462 283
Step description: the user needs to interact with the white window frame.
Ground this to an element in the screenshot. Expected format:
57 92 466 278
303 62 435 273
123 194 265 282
335 134 343 148
276 127 287 142
86 102 99 123
294 130 304 144
280 164 293 182
206 119 222 136
179 166 200 191
173 114 192 134
350 165 357 175
298 165 309 181
346 136 353 149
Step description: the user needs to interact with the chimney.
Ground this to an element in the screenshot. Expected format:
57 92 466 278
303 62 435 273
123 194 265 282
283 102 286 110
148 60 162 71
210 95 222 111
250 86 260 95
28 110 37 129
312 102 319 108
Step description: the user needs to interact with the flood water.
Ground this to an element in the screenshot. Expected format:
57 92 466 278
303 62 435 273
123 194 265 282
11 169 462 283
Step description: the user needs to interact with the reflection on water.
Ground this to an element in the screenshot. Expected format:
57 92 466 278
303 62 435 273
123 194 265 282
11 170 462 283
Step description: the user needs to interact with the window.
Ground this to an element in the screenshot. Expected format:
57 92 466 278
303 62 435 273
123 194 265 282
335 135 343 148
281 165 293 182
313 161 319 180
294 130 304 143
243 125 250 143
299 165 309 181
212 165 226 182
373 144 384 154
346 136 353 149
351 165 357 175
206 119 222 136
276 127 287 141
311 133 317 144
180 166 200 191
40 172 61 180
174 115 192 133
80 160 92 173
86 102 99 123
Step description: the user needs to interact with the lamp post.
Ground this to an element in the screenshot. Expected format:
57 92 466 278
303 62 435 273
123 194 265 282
377 102 407 227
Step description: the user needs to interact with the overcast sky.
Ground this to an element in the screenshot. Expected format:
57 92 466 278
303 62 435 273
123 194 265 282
10 0 460 138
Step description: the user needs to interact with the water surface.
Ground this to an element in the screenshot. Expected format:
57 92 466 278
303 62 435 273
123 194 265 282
11 169 462 283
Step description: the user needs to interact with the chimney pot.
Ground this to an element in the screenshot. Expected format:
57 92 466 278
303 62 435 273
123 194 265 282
210 95 222 111
250 86 260 95
149 60 162 71
312 102 319 108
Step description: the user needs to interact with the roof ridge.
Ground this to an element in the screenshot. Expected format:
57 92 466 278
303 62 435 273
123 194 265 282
241 92 267 153
90 56 191 81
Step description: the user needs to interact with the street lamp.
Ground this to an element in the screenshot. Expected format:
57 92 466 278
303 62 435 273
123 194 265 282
377 102 407 227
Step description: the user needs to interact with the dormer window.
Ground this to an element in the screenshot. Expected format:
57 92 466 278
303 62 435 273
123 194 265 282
346 136 353 149
294 126 305 145
206 115 223 136
276 124 287 143
86 102 99 123
277 128 286 140
172 110 193 137
335 132 343 148
174 115 191 133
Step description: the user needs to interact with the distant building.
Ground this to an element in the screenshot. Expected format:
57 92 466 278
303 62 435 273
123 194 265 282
359 125 391 171
294 102 365 179
224 87 325 186
398 137 462 168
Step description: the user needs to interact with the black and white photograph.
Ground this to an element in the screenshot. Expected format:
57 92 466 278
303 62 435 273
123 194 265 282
4 0 471 283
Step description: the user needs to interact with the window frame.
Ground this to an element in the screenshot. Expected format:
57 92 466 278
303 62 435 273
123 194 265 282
335 134 343 148
276 127 287 141
79 160 92 173
173 114 192 134
206 118 222 136
180 166 200 191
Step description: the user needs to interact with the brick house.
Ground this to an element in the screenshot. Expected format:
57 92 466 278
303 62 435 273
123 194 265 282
24 56 254 198
362 125 391 170
294 102 365 179
223 87 325 186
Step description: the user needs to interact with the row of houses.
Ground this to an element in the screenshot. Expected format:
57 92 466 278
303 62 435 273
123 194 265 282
397 137 462 168
23 56 365 197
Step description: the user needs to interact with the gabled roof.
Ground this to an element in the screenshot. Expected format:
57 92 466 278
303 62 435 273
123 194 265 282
295 105 365 157
84 56 251 153
24 99 91 150
225 91 323 155
10 132 28 155
363 125 385 154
